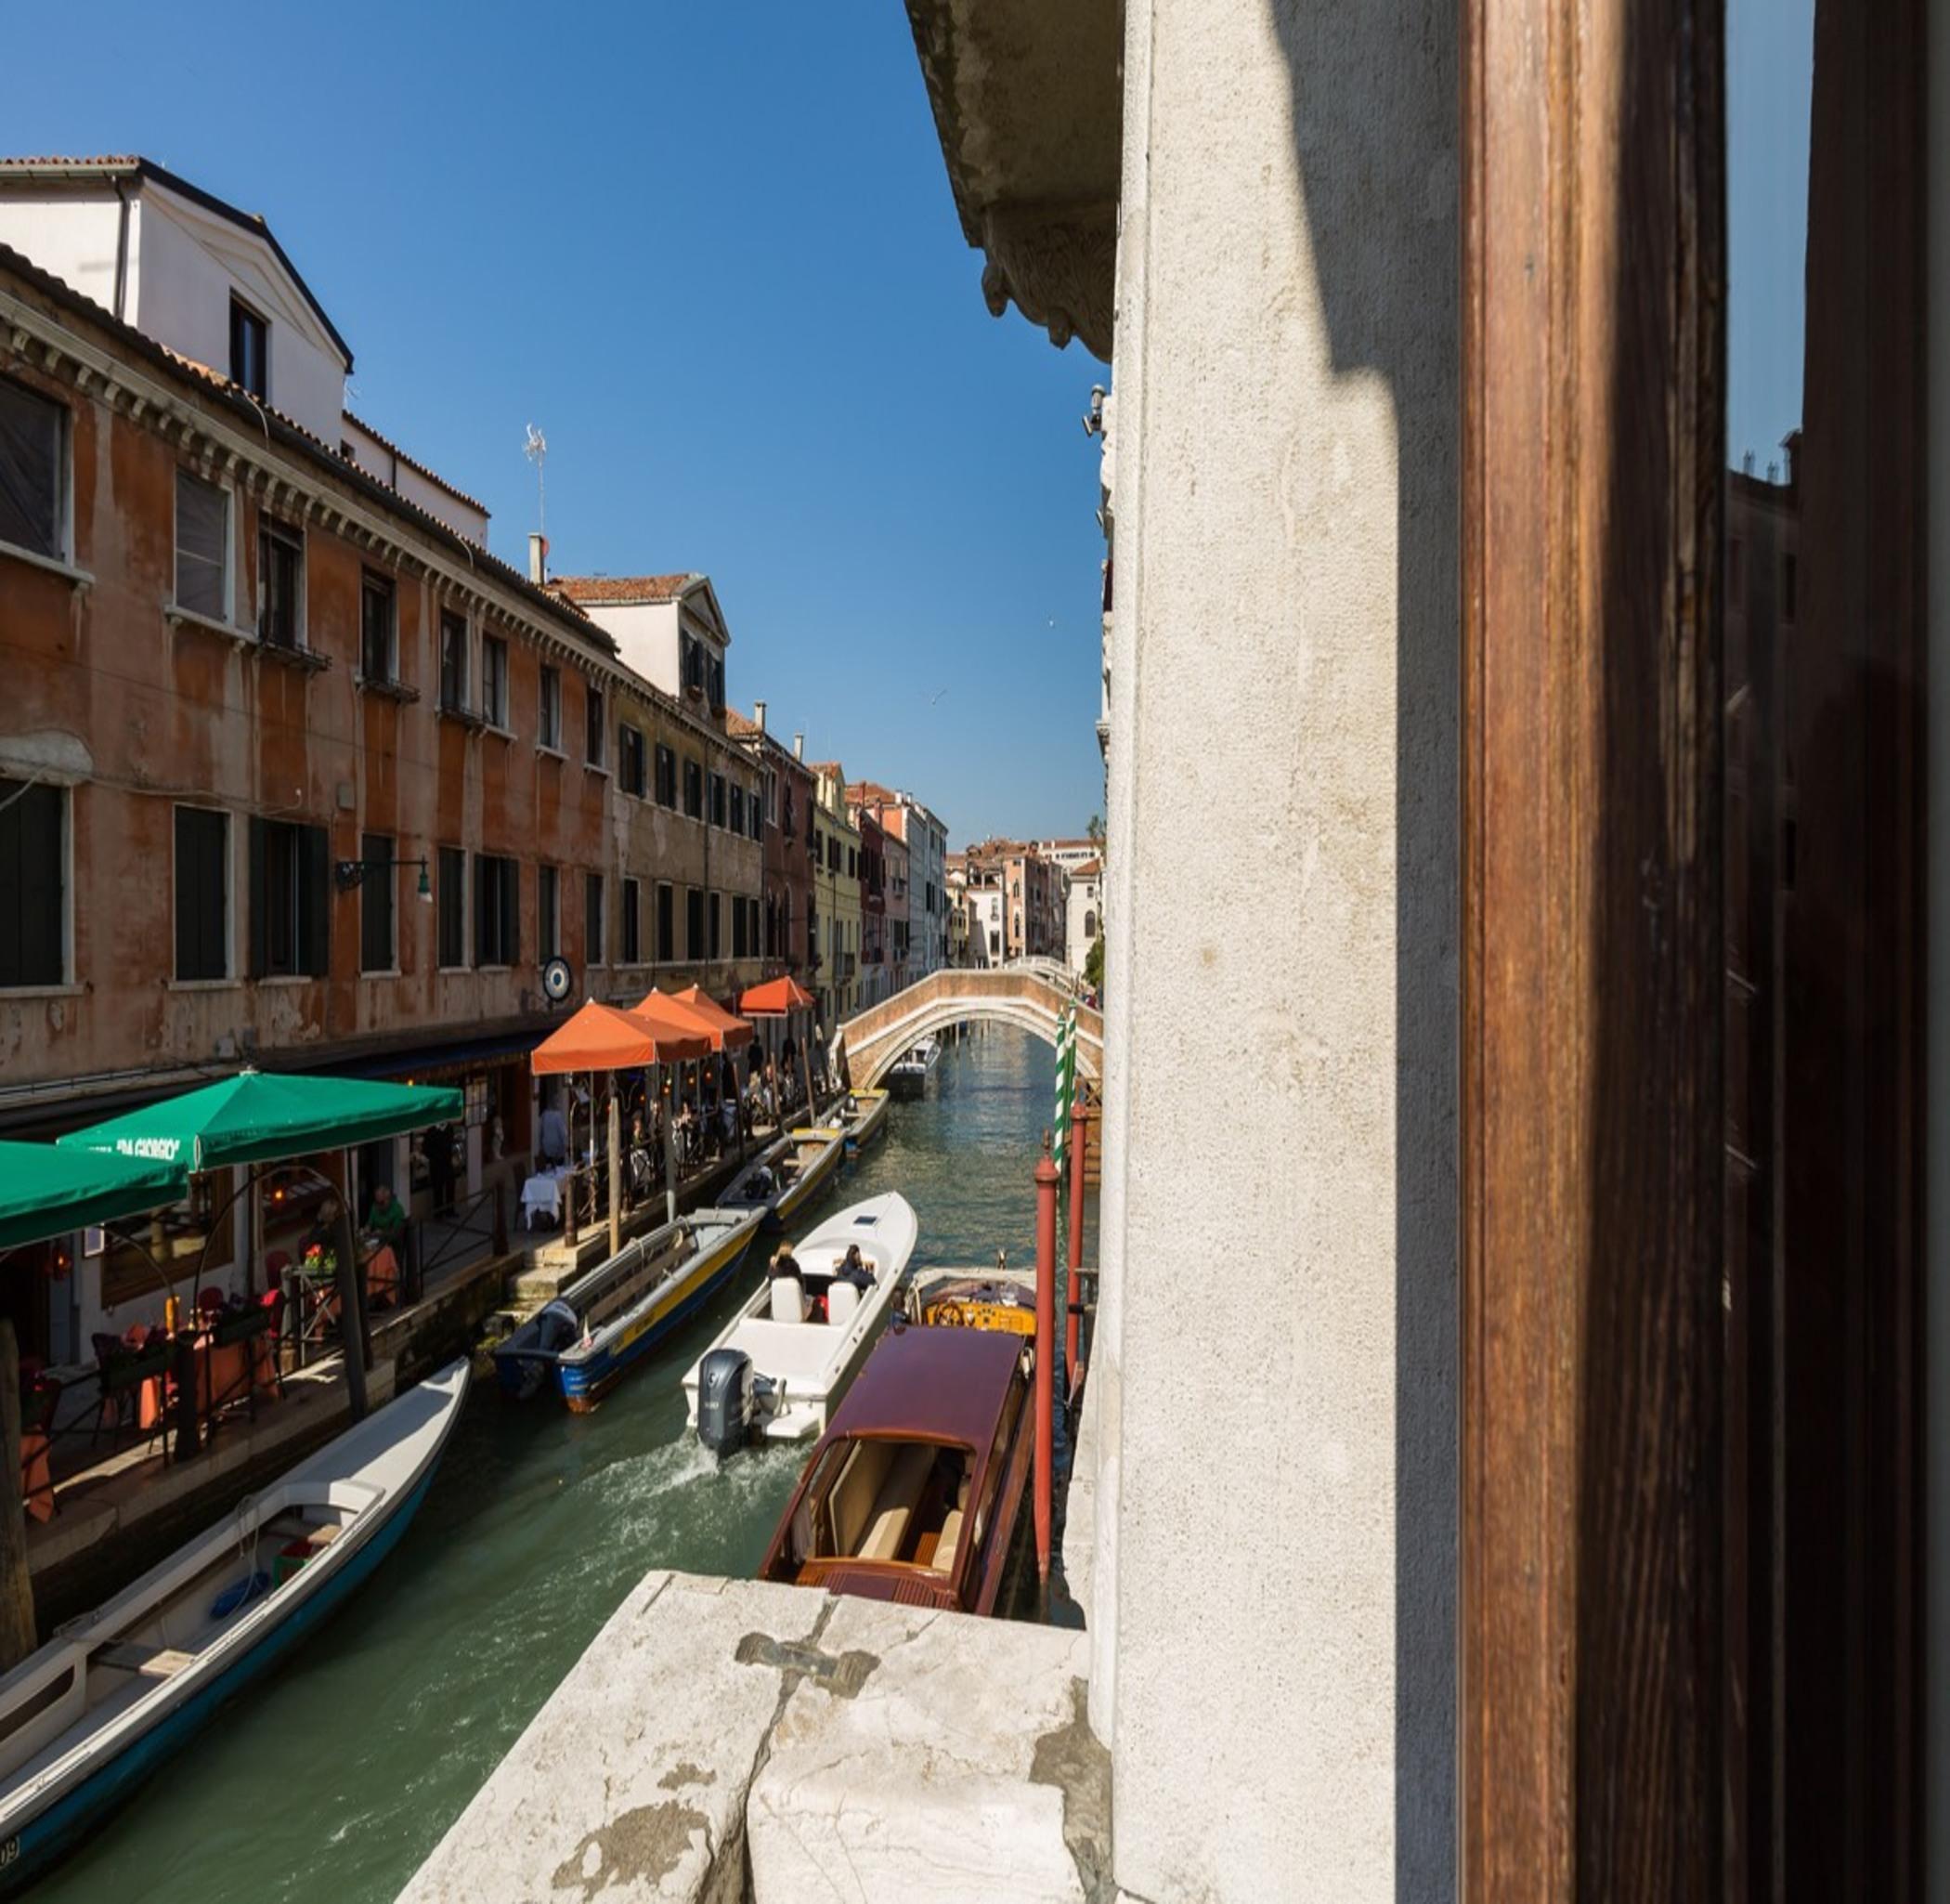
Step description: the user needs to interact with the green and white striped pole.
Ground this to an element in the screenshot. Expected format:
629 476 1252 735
1052 1002 1077 1176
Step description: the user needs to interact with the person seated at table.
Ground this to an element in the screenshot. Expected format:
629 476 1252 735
304 1199 342 1263
366 1182 407 1248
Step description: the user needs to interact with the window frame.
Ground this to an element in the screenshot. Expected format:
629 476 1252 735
655 741 678 808
538 864 561 963
172 466 232 623
250 816 329 981
0 778 69 990
359 570 398 685
359 829 397 974
585 870 605 969
436 845 468 971
585 683 607 768
228 295 269 400
481 633 511 729
656 881 675 962
539 665 563 750
621 876 643 966
619 724 646 798
0 374 72 567
440 608 471 713
473 854 520 968
257 518 306 650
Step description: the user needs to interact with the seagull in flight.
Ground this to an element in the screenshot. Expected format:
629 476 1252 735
930 687 949 705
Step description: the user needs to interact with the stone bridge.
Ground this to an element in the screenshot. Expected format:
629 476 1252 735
837 967 1103 1088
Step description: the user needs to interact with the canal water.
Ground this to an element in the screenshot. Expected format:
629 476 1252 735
38 1024 1090 1904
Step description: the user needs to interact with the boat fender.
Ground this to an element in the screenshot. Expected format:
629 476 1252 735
696 1348 756 1457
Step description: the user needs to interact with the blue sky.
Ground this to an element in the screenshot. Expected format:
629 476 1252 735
11 2 1108 847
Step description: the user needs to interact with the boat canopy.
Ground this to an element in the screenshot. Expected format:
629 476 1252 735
740 974 815 1016
55 1071 463 1176
0 1141 186 1249
826 1324 1025 1453
529 999 709 1075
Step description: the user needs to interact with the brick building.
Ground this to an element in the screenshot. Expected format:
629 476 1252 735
725 704 817 986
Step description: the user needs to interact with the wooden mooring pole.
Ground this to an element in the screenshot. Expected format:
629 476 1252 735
0 1321 36 1669
1066 1097 1088 1391
1034 1140 1059 1584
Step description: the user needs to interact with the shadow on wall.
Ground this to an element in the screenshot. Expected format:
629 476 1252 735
1268 1 1459 1897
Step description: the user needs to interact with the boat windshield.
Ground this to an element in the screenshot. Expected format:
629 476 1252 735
787 1435 977 1575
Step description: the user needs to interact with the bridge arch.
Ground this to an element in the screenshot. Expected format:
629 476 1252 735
837 968 1102 1089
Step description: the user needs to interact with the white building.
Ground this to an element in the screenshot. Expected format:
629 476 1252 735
551 573 732 711
0 156 489 545
1065 854 1103 978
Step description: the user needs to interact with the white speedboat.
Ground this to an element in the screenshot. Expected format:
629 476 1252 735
887 1036 941 1098
0 1360 469 1892
719 1125 847 1232
683 1192 918 1451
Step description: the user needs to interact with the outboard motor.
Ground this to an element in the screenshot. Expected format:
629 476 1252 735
696 1349 756 1456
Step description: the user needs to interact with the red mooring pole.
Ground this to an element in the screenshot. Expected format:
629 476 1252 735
1034 1141 1060 1584
1067 1097 1088 1390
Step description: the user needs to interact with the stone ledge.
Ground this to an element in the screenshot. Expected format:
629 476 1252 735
401 1569 1101 1903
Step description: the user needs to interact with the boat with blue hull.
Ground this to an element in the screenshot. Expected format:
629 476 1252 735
493 1206 765 1413
0 1360 468 1893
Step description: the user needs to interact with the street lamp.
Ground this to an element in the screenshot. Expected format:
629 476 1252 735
335 854 433 904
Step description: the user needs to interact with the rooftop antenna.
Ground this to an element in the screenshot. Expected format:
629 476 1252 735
524 424 548 545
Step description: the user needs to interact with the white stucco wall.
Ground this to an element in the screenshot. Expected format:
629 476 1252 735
578 599 681 698
1095 0 1457 1897
340 416 490 543
0 191 126 314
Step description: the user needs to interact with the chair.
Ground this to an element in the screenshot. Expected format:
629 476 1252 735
827 1281 860 1327
195 1286 226 1324
769 1275 806 1324
89 1333 131 1445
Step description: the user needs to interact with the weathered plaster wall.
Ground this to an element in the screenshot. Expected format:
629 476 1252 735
1097 0 1457 1897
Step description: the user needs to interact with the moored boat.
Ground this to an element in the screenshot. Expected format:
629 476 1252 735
756 1321 1033 1615
683 1192 918 1450
834 1087 890 1152
718 1124 846 1232
886 1036 940 1099
492 1207 765 1412
0 1359 469 1891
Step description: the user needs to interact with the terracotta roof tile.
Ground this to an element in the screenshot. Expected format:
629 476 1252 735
552 574 699 606
723 708 760 737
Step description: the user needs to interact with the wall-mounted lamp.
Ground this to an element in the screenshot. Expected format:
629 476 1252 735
335 854 434 904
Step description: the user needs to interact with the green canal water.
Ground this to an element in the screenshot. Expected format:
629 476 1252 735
37 1024 1090 1904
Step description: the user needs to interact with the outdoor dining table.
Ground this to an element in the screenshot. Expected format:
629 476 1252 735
520 1166 573 1230
136 1324 280 1432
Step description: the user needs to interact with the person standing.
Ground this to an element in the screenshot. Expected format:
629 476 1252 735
427 1125 456 1220
538 1096 568 1168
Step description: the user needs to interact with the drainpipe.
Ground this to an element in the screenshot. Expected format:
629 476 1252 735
111 177 131 321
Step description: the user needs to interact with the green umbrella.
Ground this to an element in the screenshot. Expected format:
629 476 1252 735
54 1071 464 1175
0 1141 187 1250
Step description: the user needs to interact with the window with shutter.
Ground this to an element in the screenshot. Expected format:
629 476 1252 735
585 684 607 766
686 887 705 960
539 866 560 960
174 806 228 981
258 523 304 648
585 872 604 967
622 879 643 964
437 846 466 968
360 572 396 684
174 470 228 619
657 883 674 962
0 779 64 987
0 376 65 560
441 612 470 711
360 831 396 972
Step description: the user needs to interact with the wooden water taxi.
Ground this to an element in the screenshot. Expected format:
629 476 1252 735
834 1087 890 1153
0 1360 468 1891
757 1322 1033 1615
493 1206 765 1411
683 1193 917 1449
718 1124 846 1232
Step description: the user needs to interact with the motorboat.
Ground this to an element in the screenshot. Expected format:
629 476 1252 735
718 1124 846 1232
684 1193 917 1451
492 1206 765 1412
0 1360 469 1891
886 1036 941 1099
756 1321 1034 1615
833 1087 890 1153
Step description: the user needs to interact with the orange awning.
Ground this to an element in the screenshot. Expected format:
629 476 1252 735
666 985 755 1045
530 1001 709 1076
630 989 734 1053
740 975 816 1016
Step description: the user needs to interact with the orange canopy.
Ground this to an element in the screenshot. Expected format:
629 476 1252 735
739 975 815 1016
632 987 743 1052
666 985 755 1045
530 1000 709 1076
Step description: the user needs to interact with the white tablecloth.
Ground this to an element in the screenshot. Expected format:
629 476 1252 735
520 1167 571 1229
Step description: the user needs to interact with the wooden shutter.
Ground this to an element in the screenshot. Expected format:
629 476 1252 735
247 815 269 977
502 861 520 966
301 824 331 977
474 854 490 965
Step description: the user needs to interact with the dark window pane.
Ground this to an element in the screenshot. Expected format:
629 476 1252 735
360 831 395 972
361 573 395 683
441 612 468 711
0 377 62 558
258 525 302 647
686 887 705 960
174 806 228 981
657 884 674 962
229 300 267 398
585 872 604 966
540 865 560 961
438 846 466 967
0 780 63 985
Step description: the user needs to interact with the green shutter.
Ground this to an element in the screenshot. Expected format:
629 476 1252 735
302 824 331 977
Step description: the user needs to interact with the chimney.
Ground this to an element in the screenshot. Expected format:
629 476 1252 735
754 699 768 733
528 533 547 585
793 733 804 761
